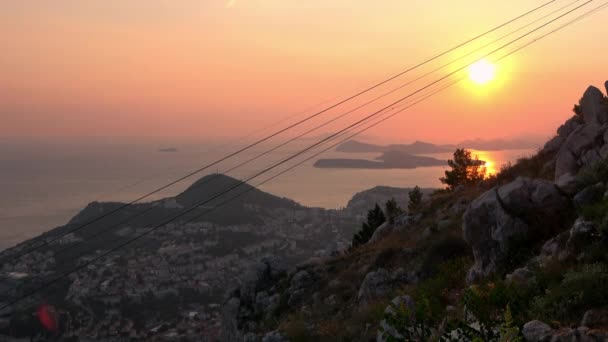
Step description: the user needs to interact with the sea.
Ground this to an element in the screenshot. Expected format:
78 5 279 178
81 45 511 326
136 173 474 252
0 138 535 251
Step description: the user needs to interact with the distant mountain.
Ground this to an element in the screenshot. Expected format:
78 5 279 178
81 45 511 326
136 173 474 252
314 150 446 169
336 140 453 154
336 138 541 154
175 173 301 210
456 138 541 151
335 140 386 153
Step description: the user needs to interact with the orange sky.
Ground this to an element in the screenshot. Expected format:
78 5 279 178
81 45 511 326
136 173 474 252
1 0 607 143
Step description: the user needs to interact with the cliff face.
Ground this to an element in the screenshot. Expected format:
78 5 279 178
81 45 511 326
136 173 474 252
221 81 608 342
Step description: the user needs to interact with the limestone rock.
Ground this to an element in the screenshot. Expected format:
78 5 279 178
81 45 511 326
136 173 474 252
522 320 553 342
579 85 608 125
262 331 289 342
543 136 565 154
358 268 392 306
369 222 394 244
377 296 415 342
555 173 578 195
555 124 605 180
463 178 570 282
566 218 597 251
220 256 288 341
539 231 570 263
581 309 608 329
557 115 584 138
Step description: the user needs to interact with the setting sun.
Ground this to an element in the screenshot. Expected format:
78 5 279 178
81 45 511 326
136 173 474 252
468 59 497 85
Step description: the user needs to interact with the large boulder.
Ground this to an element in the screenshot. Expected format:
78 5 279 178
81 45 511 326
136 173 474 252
581 309 608 329
522 320 553 342
557 115 584 137
555 124 605 180
542 136 565 154
369 222 394 244
579 85 608 125
463 177 571 282
358 268 392 306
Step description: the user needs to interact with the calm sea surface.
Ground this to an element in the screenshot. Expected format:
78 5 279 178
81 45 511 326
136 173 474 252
0 139 534 250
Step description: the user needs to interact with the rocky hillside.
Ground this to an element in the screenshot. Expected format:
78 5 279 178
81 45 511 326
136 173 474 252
220 81 608 341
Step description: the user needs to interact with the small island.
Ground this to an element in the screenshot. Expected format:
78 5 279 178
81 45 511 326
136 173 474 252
158 147 178 153
314 150 447 169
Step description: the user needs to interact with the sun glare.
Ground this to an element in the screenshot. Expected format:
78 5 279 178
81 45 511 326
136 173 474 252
468 59 496 85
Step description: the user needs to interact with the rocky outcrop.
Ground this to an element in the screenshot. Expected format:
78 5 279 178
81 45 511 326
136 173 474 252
221 256 288 342
580 86 608 125
555 124 605 181
463 177 571 282
553 84 608 188
377 295 416 342
368 214 417 244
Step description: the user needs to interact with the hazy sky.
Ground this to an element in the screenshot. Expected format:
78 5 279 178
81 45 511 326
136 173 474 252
1 0 607 143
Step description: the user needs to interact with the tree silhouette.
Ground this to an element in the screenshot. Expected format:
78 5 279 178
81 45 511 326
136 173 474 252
408 186 423 214
352 203 386 247
440 149 486 190
385 198 402 224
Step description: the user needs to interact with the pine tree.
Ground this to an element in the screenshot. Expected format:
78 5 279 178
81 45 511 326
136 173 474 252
440 149 486 190
408 186 423 214
352 204 386 247
385 198 402 224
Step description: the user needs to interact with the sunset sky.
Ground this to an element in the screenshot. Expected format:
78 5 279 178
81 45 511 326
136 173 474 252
1 0 607 143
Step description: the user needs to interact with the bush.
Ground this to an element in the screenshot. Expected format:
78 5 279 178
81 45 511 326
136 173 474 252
485 151 554 188
531 263 608 323
573 103 583 116
440 149 486 190
577 159 608 189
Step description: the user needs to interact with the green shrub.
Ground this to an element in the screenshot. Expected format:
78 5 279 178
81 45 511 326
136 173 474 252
381 258 471 341
531 263 608 323
577 160 608 189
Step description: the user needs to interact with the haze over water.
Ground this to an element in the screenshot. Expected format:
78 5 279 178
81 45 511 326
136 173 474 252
0 138 535 251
